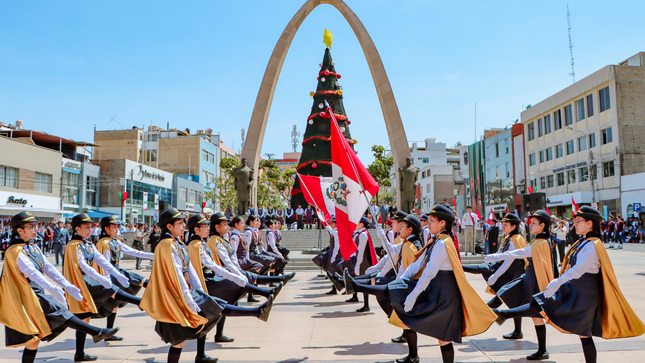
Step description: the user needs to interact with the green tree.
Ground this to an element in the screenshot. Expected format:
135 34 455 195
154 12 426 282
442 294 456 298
205 157 238 212
367 145 394 205
257 159 295 208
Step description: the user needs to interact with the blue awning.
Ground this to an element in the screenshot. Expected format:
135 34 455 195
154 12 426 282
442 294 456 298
87 210 117 218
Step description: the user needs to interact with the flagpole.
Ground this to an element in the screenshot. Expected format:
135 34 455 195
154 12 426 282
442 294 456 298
325 101 399 271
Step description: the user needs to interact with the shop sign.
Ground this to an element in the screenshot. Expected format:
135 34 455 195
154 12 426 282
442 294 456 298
553 161 587 173
7 196 28 206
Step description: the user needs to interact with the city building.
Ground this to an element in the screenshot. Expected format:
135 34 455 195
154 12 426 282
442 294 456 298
483 128 515 218
521 52 645 219
275 152 301 172
411 139 462 213
173 175 204 214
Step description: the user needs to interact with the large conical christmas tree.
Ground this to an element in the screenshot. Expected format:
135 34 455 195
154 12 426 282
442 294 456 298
291 29 355 209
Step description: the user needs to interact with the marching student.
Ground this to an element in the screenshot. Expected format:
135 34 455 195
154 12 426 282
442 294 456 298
141 208 274 363
493 206 645 363
95 215 154 341
344 217 378 312
420 214 430 244
264 218 288 275
0 212 119 363
313 215 342 294
245 215 275 274
345 205 497 363
462 213 527 340
484 210 557 360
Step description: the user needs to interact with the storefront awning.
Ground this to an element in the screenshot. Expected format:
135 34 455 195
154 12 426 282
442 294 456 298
0 206 68 219
87 210 117 219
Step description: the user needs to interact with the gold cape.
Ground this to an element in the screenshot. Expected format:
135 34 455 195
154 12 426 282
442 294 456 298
485 234 528 295
0 244 50 346
390 234 498 336
205 235 225 267
140 238 208 328
530 238 555 292
63 240 97 314
400 239 420 271
187 239 208 291
545 238 645 338
94 236 112 276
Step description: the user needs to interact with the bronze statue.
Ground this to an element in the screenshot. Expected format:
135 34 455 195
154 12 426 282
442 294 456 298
234 158 254 214
398 157 418 212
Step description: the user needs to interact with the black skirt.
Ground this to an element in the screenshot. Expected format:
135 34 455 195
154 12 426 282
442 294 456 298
326 255 347 276
155 289 226 346
250 252 274 270
389 271 464 343
497 259 540 309
205 275 245 303
534 273 602 337
111 268 144 308
277 245 290 259
466 259 525 293
312 248 332 270
238 257 264 274
82 275 120 319
5 281 76 347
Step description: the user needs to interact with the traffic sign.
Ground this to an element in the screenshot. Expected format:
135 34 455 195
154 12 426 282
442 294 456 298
634 203 642 212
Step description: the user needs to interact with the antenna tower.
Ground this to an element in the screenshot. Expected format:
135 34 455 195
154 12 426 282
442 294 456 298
290 124 301 152
240 128 246 151
567 5 575 83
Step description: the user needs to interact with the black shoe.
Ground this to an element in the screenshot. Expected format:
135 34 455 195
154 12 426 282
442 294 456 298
492 309 507 326
345 296 359 303
526 351 549 360
283 272 296 284
271 282 283 297
395 355 419 363
104 335 124 342
195 355 218 363
258 294 274 322
92 327 120 343
343 268 355 295
247 295 260 303
74 354 98 362
328 273 345 292
325 288 338 295
391 334 407 343
356 306 370 312
503 331 523 340
214 335 235 343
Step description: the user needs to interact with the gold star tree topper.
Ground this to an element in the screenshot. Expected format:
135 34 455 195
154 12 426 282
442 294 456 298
323 28 333 48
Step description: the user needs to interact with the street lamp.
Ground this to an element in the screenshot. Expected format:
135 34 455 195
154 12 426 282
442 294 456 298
565 126 596 203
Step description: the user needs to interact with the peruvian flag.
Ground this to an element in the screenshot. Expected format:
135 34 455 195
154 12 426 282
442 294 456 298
297 174 335 222
327 101 379 261
546 206 551 215
571 196 579 214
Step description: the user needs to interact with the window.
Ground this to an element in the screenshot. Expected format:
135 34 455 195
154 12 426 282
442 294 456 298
554 109 562 130
564 104 573 126
546 148 553 161
603 161 615 177
556 172 565 186
539 150 545 163
566 140 575 155
147 134 158 142
0 166 18 188
202 150 208 161
530 179 537 189
599 86 611 112
586 94 594 117
529 153 536 166
575 98 585 121
538 118 544 137
144 150 157 163
578 136 587 151
544 114 551 134
601 128 613 144
495 143 499 157
580 167 589 182
86 176 97 207
179 187 188 202
556 144 564 158
540 177 546 189
567 170 576 184
528 122 535 140
589 133 596 148
422 157 429 163
62 171 79 205
34 172 52 193
547 175 554 188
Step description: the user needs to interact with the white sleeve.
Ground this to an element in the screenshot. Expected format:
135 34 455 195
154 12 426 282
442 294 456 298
487 244 532 261
186 260 204 291
77 248 112 285
266 233 279 254
387 230 394 244
200 246 235 278
118 240 154 260
331 232 340 262
216 243 245 278
42 257 75 289
376 257 394 277
91 245 127 280
171 247 200 312
17 253 58 293
422 229 429 244
103 248 112 272
550 243 600 289
487 243 525 285
402 249 426 279
230 234 239 252
355 232 368 265
411 241 449 294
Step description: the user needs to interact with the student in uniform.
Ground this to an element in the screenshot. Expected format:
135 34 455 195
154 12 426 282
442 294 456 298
419 214 430 244
0 212 119 363
462 213 527 340
485 210 557 360
314 216 342 294
63 213 142 361
264 218 288 275
245 215 275 276
344 205 497 363
141 208 274 363
95 215 153 341
344 217 378 312
493 206 645 363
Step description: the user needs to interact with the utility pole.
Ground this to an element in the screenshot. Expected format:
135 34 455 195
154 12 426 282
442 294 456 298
567 4 576 83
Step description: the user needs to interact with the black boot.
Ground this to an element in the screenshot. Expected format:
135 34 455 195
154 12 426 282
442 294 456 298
214 316 234 343
503 318 523 339
195 336 218 363
247 293 260 303
326 285 338 295
356 293 370 312
391 333 407 343
526 324 549 360
345 292 359 303
396 329 419 363
440 343 454 363
104 313 123 341
343 268 355 295
580 337 597 363
327 272 345 292
22 348 38 363
74 330 97 361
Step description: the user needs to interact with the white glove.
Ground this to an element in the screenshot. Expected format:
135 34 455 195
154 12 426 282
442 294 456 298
188 300 201 313
365 265 379 274
232 274 247 287
49 286 67 305
376 227 387 242
65 285 84 302
116 274 130 288
403 290 420 312
543 280 560 298
486 274 499 286
353 265 360 276
484 254 503 263
98 275 113 289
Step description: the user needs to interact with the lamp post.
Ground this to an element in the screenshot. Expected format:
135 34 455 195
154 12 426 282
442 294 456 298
565 126 596 203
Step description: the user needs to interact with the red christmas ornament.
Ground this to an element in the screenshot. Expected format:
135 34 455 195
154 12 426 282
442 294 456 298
319 112 325 117
312 162 318 169
324 70 330 76
337 74 341 79
316 77 320 81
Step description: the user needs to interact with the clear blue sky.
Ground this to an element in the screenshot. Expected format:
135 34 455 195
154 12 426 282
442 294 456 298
2 1 644 165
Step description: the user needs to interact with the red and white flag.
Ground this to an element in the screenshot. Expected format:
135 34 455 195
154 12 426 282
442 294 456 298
297 174 335 223
571 196 579 214
327 101 379 260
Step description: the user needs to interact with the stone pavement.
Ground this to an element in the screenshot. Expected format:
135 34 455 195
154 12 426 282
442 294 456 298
1 244 644 362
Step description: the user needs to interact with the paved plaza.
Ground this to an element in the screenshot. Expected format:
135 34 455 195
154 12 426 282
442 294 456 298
1 244 644 362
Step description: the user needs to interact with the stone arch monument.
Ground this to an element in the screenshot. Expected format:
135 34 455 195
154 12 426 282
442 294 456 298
241 0 413 209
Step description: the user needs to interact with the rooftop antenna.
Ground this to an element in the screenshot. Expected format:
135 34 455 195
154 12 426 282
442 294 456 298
108 114 127 130
290 124 300 152
240 128 246 152
567 4 576 83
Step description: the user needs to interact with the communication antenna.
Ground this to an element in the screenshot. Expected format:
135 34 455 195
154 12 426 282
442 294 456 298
108 114 127 130
240 128 246 151
290 124 301 152
567 5 576 83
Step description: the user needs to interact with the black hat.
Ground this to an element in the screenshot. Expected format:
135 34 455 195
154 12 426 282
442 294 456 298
392 211 408 221
359 216 369 227
210 212 229 225
329 215 336 223
71 213 92 229
187 213 210 230
158 207 185 227
100 215 120 229
428 204 455 224
10 211 39 229
501 213 521 225
401 214 422 234
573 206 604 222
419 214 428 222
530 210 552 226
